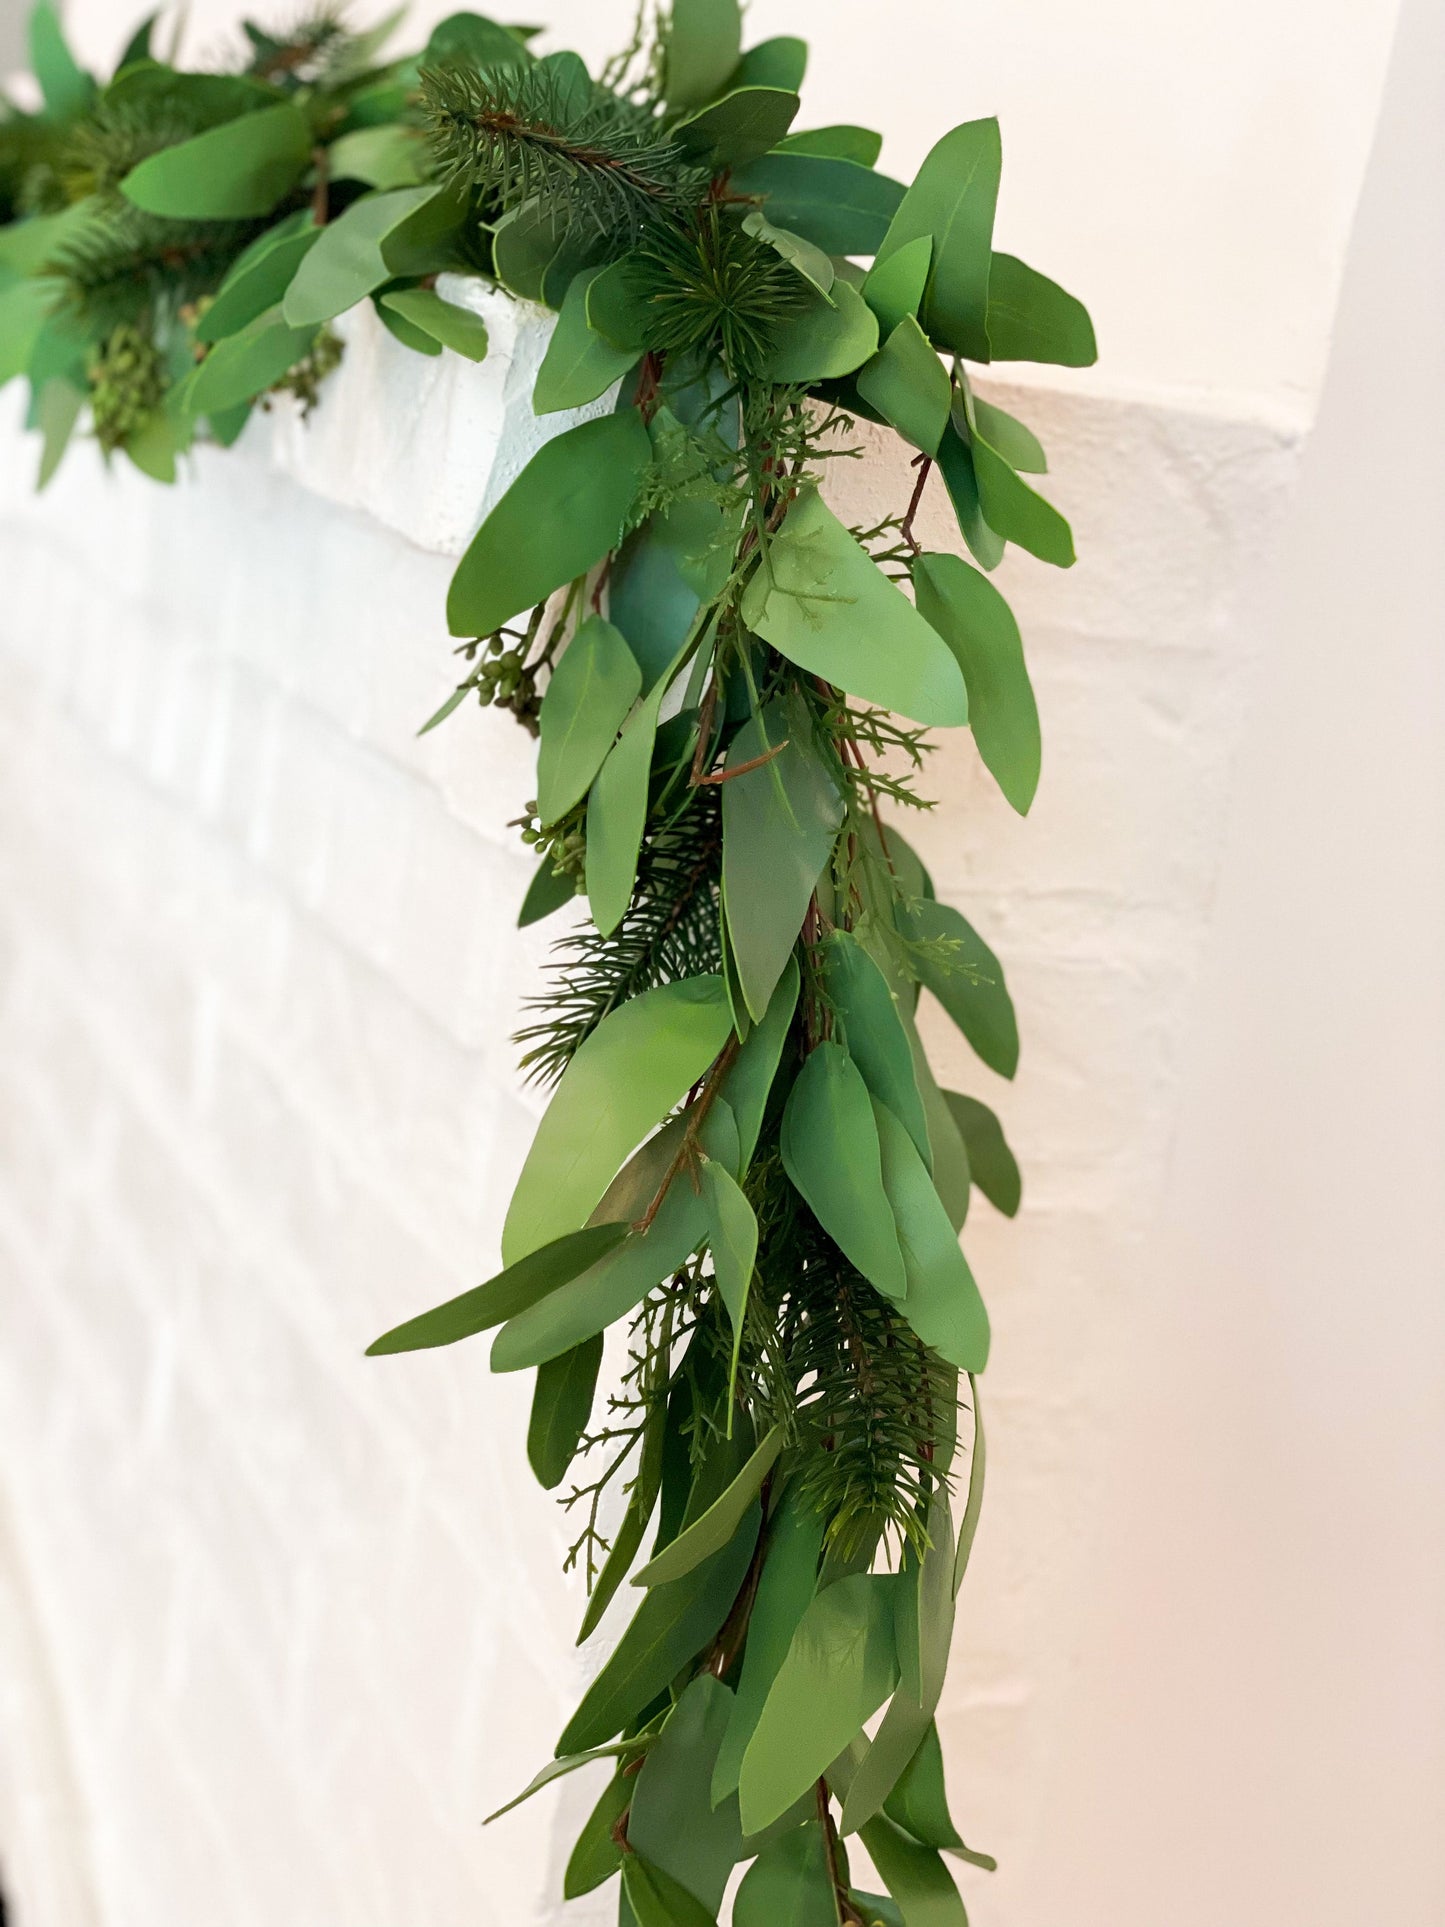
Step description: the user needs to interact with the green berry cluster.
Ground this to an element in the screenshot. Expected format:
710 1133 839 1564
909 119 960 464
518 798 586 889
268 325 344 418
88 322 165 454
468 633 542 734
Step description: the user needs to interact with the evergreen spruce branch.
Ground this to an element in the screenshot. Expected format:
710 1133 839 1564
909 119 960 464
48 205 264 332
515 785 723 1086
420 61 704 236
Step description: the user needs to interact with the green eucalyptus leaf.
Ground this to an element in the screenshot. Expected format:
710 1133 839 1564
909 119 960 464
35 377 83 490
781 1044 906 1301
856 314 951 454
0 278 55 389
447 410 652 638
424 11 532 69
675 86 800 168
634 1424 780 1587
585 662 670 937
123 407 182 484
122 103 311 219
909 1030 972 1232
622 1853 718 1927
628 1676 743 1914
366 1222 628 1355
558 1501 760 1752
730 153 905 256
742 209 834 299
862 234 932 336
374 293 443 355
761 278 877 382
533 264 636 413
776 125 883 167
822 932 930 1166
721 957 799 1168
953 1383 985 1599
859 1815 968 1927
935 421 1006 571
900 898 1018 1079
872 1098 989 1371
663 0 743 110
913 551 1040 814
971 394 1046 472
485 1737 636 1824
970 432 1075 567
885 1724 995 1867
943 1091 1021 1216
874 118 1001 361
730 36 808 93
585 255 649 351
986 251 1097 366
699 1156 759 1407
379 287 490 360
29 1 95 118
325 124 427 190
527 1333 603 1488
740 488 967 728
852 1893 905 1927
198 225 319 344
721 698 843 1021
735 1819 837 1927
841 1687 932 1837
900 1488 955 1714
608 520 702 689
492 1162 708 1372
537 614 643 822
713 1483 824 1803
739 1573 899 1835
185 307 317 419
502 974 731 1262
564 1768 630 1895
283 187 449 326
518 855 577 927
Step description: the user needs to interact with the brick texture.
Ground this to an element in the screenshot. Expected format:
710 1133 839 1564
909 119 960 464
0 297 1299 1923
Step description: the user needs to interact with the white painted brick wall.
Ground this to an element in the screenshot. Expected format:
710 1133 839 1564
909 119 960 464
0 289 1300 1924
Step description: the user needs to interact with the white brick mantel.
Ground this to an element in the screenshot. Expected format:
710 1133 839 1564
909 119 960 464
0 274 1305 1923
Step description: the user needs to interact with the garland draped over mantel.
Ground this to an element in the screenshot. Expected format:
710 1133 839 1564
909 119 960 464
0 4 1097 1920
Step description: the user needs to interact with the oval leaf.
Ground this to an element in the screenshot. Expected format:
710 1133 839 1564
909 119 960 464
527 1333 603 1488
537 614 643 822
740 490 967 728
762 278 878 383
558 1501 760 1753
721 698 843 1021
502 974 731 1263
448 410 652 639
634 1424 782 1587
122 102 311 219
822 932 930 1166
873 118 1001 361
366 1221 629 1355
900 898 1018 1079
913 551 1040 814
780 1044 906 1301
739 1572 899 1835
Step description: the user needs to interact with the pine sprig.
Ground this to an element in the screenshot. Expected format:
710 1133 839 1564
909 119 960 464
48 204 262 332
420 59 704 236
516 785 723 1085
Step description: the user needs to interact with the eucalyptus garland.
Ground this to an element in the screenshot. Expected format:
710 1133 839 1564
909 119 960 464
0 4 1097 1921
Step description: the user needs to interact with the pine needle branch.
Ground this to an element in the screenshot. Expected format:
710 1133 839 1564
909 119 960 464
420 60 704 236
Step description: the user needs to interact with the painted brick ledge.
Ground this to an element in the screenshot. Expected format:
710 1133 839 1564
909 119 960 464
0 288 1308 1927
